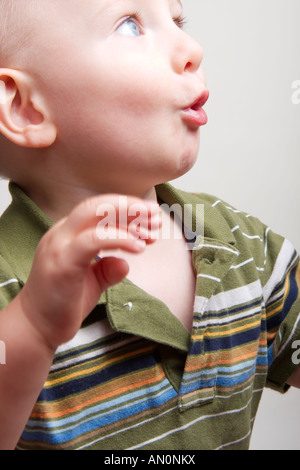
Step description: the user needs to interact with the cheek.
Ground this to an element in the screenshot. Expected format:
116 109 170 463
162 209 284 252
41 51 191 159
45 41 171 133
97 51 172 120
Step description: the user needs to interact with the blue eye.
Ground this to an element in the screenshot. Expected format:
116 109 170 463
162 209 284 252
117 17 141 37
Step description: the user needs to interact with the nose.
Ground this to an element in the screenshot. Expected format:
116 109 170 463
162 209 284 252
172 29 204 75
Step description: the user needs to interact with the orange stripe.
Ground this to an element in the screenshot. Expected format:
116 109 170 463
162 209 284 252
44 344 155 388
192 319 261 340
266 275 290 319
31 370 165 419
185 350 257 372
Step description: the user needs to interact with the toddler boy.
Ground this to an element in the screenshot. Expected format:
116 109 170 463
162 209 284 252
0 0 299 450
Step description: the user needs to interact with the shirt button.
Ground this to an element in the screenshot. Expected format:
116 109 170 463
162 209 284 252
123 302 133 311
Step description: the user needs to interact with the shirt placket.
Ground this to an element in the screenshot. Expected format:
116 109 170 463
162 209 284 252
178 237 239 411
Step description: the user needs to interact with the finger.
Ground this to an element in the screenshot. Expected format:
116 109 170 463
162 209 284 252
63 226 146 269
62 194 161 236
93 257 129 291
126 220 162 242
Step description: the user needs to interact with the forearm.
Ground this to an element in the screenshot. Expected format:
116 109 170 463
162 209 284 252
0 295 56 450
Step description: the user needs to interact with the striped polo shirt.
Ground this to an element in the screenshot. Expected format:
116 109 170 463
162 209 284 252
0 182 299 450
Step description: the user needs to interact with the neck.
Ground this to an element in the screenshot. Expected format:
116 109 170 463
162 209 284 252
17 176 158 222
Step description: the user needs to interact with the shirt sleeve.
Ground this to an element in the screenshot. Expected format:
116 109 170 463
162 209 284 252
262 234 300 392
198 193 300 393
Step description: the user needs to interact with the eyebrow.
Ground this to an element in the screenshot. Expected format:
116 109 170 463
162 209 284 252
96 0 183 18
99 0 183 10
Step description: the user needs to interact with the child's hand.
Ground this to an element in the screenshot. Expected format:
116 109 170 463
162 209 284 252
18 194 161 351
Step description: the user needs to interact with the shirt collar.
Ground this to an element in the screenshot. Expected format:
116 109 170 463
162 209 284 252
0 182 238 282
0 182 53 286
0 182 239 351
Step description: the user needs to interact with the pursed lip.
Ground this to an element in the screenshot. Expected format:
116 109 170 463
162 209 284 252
181 89 209 128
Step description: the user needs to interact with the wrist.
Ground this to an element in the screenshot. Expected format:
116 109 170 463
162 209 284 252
0 293 57 450
11 292 58 356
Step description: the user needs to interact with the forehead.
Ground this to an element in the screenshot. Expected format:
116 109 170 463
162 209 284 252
99 0 182 11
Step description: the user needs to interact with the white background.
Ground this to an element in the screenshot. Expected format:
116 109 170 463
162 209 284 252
0 0 299 450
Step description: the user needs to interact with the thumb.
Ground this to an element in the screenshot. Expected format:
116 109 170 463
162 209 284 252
94 257 129 291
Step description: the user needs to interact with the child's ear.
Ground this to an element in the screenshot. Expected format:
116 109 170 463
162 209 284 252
0 68 57 148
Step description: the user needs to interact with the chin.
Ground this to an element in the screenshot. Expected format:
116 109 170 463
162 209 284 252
157 160 196 188
175 149 199 177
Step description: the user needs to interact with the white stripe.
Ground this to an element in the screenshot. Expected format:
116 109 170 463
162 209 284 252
278 326 283 344
194 280 262 314
215 428 252 450
55 319 115 356
264 227 270 261
267 284 286 305
231 224 265 243
0 278 19 288
52 319 141 371
197 273 221 283
78 384 258 450
77 404 178 450
226 206 243 213
51 335 137 372
193 242 239 256
127 397 253 450
263 238 296 303
242 232 263 242
194 305 261 329
230 258 254 270
212 200 221 207
193 296 208 315
225 205 250 217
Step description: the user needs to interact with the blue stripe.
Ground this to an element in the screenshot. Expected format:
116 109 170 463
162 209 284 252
22 381 177 444
39 352 157 401
267 265 299 330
